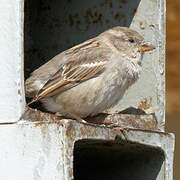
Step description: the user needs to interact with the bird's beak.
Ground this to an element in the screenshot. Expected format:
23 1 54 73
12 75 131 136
138 43 155 53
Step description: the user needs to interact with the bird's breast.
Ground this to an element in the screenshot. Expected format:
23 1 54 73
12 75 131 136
43 59 140 118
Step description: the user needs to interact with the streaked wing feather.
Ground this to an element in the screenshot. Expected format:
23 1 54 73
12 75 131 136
34 62 106 101
31 39 111 102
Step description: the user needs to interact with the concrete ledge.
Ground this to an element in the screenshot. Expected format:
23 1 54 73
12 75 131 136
0 116 174 180
23 107 160 131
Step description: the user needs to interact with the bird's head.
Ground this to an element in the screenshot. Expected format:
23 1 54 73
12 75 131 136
100 26 155 65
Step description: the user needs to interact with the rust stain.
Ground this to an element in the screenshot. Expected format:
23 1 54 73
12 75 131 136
22 104 159 134
63 0 130 30
139 21 146 29
138 97 153 111
79 125 89 136
22 107 65 127
66 122 76 141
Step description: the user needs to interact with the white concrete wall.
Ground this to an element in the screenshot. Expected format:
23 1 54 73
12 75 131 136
0 123 64 180
0 1 174 180
0 121 175 180
0 0 25 123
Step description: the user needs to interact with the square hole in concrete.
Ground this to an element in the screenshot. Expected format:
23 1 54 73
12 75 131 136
24 0 142 110
73 139 165 180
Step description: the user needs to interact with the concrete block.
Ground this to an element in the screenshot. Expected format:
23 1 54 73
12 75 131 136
0 0 25 122
0 119 174 180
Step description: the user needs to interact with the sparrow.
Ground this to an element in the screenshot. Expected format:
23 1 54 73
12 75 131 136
25 26 155 123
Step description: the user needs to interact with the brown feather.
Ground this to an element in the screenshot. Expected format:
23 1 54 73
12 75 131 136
28 39 112 103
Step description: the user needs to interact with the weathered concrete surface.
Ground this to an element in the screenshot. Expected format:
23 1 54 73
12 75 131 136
0 119 174 180
16 108 176 180
24 107 160 131
61 121 174 180
0 0 172 180
74 137 165 180
0 0 25 122
0 123 64 180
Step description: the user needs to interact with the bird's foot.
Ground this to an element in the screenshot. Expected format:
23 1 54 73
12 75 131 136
55 112 98 127
55 112 64 118
65 112 108 128
105 123 122 128
55 112 124 129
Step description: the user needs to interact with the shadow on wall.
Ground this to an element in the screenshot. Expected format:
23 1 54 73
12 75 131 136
24 0 141 78
73 139 165 180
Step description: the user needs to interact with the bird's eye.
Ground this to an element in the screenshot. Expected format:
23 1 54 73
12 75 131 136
129 38 135 43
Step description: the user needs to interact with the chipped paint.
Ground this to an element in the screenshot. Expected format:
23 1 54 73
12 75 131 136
23 107 159 131
139 21 146 29
20 108 174 180
138 97 153 111
0 0 25 123
0 112 172 180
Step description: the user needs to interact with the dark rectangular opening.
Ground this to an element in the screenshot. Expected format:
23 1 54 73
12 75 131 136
73 139 165 180
24 0 141 78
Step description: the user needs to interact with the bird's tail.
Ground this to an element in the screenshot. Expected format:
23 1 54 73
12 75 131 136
27 96 41 106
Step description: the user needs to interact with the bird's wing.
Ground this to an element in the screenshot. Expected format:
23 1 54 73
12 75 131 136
29 38 111 103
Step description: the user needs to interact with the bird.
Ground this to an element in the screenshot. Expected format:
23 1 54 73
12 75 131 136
25 26 155 124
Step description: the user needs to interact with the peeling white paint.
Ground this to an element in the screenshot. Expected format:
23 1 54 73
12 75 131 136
0 121 175 180
0 123 64 180
0 0 25 122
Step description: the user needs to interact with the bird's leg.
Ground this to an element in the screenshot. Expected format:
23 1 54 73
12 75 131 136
106 123 122 128
55 112 65 118
55 111 92 125
64 112 107 128
67 112 88 124
68 113 106 127
55 112 123 129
